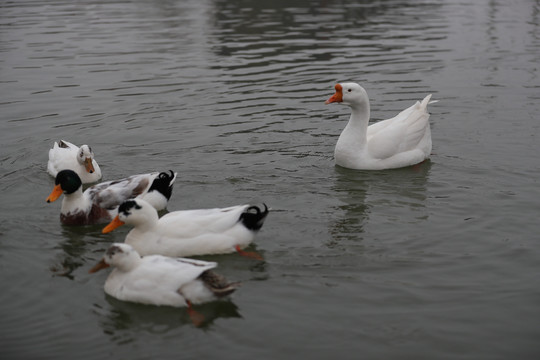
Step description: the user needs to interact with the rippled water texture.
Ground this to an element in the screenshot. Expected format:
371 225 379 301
1 0 540 359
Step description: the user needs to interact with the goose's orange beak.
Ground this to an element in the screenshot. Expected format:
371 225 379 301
46 184 63 203
325 84 343 104
88 259 110 273
84 158 95 173
102 215 125 234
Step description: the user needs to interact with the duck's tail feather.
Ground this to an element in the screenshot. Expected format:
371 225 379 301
148 170 177 200
240 204 269 231
199 270 242 298
57 140 69 148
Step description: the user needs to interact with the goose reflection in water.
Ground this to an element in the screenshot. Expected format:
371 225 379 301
328 161 432 247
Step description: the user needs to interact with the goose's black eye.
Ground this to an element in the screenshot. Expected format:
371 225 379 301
347 89 352 92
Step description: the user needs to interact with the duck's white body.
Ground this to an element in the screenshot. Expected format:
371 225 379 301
103 198 269 257
89 243 239 307
47 170 176 225
326 83 434 170
47 140 102 184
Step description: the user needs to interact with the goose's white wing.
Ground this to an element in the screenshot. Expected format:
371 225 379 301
367 95 431 160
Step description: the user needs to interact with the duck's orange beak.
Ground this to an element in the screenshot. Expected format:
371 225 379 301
84 158 95 174
88 259 110 273
102 215 125 234
46 184 63 203
325 84 343 104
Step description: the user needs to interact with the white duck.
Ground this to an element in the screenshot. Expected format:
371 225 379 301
89 243 240 325
47 140 102 184
46 169 176 225
325 83 435 170
102 198 269 260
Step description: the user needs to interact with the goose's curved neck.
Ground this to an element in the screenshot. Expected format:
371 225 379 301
334 98 372 167
345 103 370 141
350 102 370 124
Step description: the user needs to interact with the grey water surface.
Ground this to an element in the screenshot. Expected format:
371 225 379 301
1 0 539 359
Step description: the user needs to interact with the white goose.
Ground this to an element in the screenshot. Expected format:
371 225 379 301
325 83 435 170
102 198 269 260
46 169 176 225
89 243 240 325
47 140 102 184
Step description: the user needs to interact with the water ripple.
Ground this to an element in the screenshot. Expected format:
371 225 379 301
2 0 540 359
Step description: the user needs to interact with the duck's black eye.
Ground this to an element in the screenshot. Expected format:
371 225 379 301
347 89 352 92
106 245 123 256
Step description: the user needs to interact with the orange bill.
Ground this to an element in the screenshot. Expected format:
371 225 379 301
102 215 125 234
88 259 110 273
325 83 343 104
84 158 95 174
46 184 63 203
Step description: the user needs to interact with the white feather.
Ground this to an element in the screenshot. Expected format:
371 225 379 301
327 83 435 170
110 198 266 257
47 140 102 184
95 243 221 307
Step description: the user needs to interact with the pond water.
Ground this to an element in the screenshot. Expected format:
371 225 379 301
1 0 539 359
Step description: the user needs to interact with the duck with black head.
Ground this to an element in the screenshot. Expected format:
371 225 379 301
46 169 176 225
102 198 269 260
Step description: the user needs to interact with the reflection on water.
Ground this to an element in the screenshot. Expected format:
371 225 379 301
328 167 370 245
329 161 431 246
50 224 110 278
95 296 242 340
2 0 540 358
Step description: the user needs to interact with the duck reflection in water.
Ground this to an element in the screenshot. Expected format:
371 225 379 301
49 224 106 279
95 296 242 336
